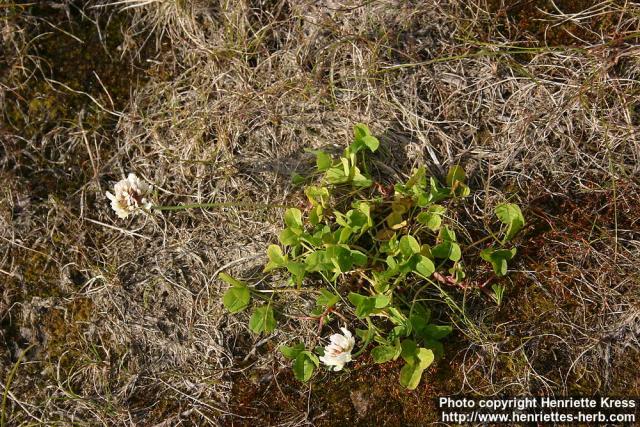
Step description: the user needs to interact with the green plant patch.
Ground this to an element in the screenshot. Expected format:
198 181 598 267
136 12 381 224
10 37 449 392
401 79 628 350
220 124 525 389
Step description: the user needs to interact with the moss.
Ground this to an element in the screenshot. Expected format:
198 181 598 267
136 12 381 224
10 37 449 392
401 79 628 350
477 0 636 64
3 1 149 138
484 0 624 47
19 297 96 398
227 338 468 426
41 298 94 349
20 251 62 298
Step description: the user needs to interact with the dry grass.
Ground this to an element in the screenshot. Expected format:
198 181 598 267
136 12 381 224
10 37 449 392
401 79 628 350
1 0 639 425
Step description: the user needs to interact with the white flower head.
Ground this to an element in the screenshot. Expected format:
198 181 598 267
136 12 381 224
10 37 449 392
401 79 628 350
319 327 355 372
106 173 152 219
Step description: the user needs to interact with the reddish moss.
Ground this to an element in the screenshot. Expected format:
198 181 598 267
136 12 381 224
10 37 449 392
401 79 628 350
225 338 469 426
484 0 630 47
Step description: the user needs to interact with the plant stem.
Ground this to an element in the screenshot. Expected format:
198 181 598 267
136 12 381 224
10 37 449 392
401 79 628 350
352 318 377 357
466 234 494 249
153 201 292 211
254 288 316 293
1 344 35 427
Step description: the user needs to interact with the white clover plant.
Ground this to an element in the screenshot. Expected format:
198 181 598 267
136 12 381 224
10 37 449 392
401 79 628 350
221 124 525 388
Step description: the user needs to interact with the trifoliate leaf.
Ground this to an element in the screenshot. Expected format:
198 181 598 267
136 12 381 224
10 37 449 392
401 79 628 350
293 351 318 382
353 123 371 139
305 186 330 207
423 324 453 340
361 135 380 152
348 292 388 318
222 285 250 313
218 272 247 288
316 288 340 308
372 344 400 364
415 255 435 278
399 235 421 258
314 150 332 171
432 241 461 262
495 203 525 241
264 244 287 272
249 306 276 334
284 208 303 230
480 247 517 276
279 228 299 246
417 205 446 232
399 348 435 390
438 225 457 242
280 342 305 360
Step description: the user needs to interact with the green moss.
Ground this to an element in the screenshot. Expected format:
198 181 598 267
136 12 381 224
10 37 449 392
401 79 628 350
41 298 94 355
21 251 61 298
3 2 149 138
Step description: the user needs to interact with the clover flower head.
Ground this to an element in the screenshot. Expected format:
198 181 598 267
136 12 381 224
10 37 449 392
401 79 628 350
319 327 355 371
106 173 152 219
